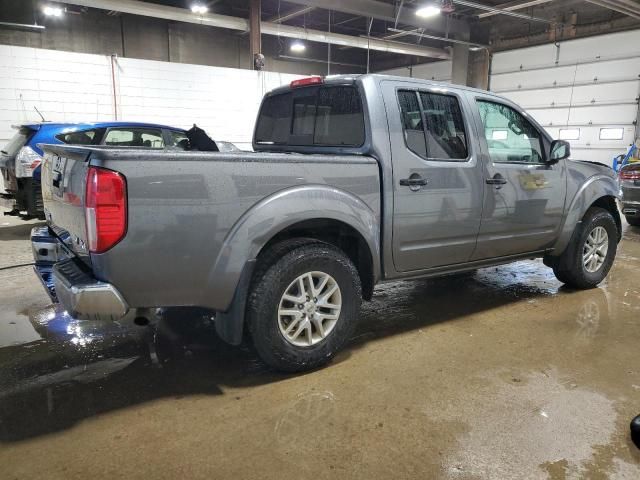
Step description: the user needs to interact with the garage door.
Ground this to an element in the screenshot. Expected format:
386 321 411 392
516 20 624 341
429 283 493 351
491 30 640 165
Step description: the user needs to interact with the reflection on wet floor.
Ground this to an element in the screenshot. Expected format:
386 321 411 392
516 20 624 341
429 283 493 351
0 262 561 442
0 221 639 478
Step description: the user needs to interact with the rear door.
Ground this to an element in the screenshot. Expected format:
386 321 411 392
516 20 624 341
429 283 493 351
382 81 484 272
470 95 566 259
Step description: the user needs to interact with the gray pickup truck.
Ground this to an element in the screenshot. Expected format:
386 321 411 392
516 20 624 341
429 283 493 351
32 74 621 372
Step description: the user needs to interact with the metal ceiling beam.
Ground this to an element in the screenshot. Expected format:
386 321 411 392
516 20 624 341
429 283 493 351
48 0 450 59
280 0 470 36
477 0 557 19
268 6 315 23
584 0 640 19
0 21 45 30
387 28 489 48
452 0 561 24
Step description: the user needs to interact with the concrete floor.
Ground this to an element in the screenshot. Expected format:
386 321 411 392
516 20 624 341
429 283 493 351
0 211 639 479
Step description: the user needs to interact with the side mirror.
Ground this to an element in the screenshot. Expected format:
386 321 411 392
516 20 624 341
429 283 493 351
549 139 571 164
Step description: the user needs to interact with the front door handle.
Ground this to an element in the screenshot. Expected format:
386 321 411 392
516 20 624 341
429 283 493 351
400 175 429 191
486 174 508 186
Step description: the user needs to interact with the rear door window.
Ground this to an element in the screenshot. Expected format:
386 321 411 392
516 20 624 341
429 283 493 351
398 90 468 161
167 130 190 150
103 128 164 148
255 86 365 147
56 129 98 145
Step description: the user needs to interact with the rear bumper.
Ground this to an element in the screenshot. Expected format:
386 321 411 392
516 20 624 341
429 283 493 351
31 226 129 321
621 199 640 217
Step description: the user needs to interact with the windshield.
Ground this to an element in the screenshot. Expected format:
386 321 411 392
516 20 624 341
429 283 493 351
1 127 33 158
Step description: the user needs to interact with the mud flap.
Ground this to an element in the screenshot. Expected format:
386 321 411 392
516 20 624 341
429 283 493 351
214 260 256 345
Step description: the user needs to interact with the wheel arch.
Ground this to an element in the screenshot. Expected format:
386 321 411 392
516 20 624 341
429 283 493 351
257 218 377 301
208 185 380 345
550 175 621 256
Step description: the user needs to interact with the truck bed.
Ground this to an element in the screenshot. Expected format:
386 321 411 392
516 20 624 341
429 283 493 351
40 145 381 312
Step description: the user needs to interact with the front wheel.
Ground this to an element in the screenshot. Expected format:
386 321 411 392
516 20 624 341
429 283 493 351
552 207 618 289
247 241 362 372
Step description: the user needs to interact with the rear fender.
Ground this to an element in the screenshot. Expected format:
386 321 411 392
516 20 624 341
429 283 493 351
204 184 380 313
550 175 620 256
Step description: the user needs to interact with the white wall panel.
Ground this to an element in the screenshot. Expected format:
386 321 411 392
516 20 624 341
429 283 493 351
379 61 452 82
491 43 558 73
502 81 639 109
491 30 640 165
492 57 640 92
492 30 640 73
0 45 303 151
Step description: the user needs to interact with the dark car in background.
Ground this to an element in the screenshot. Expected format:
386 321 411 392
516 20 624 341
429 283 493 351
620 162 640 227
0 122 238 219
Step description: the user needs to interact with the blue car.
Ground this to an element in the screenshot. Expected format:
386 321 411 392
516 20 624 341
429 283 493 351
1 122 191 219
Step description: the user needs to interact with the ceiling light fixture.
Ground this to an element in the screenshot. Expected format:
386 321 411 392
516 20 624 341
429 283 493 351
416 4 442 18
43 5 63 17
190 4 208 14
290 41 306 53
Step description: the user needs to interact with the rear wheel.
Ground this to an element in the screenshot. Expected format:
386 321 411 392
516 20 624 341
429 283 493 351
625 215 640 227
552 207 618 289
247 240 361 372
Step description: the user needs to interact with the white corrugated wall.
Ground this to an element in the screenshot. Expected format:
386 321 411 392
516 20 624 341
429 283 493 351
0 45 303 151
492 29 640 165
379 61 452 82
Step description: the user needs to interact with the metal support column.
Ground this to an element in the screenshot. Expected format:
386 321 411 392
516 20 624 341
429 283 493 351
249 0 263 70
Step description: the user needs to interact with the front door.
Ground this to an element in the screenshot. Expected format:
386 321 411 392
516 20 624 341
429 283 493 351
383 82 484 272
470 97 567 259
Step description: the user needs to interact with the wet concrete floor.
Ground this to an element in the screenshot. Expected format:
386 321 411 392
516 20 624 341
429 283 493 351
0 213 639 479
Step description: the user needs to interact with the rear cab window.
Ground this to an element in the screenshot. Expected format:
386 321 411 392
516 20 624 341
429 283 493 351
255 85 365 148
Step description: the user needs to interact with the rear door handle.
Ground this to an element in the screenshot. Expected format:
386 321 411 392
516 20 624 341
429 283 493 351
486 174 508 186
400 176 429 188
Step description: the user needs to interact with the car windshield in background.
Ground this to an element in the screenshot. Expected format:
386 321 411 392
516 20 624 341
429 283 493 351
255 86 365 147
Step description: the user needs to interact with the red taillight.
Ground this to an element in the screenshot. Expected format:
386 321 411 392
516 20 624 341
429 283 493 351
620 167 640 181
290 76 323 88
85 166 127 253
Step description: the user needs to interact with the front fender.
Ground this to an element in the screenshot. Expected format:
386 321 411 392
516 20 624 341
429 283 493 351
202 184 381 312
551 174 620 256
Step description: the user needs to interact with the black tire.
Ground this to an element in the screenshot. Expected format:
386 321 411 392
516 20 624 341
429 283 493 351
625 215 640 227
247 240 362 372
552 207 618 289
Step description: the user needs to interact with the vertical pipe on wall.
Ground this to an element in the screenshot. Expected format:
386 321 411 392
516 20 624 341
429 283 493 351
327 10 332 75
110 54 118 120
